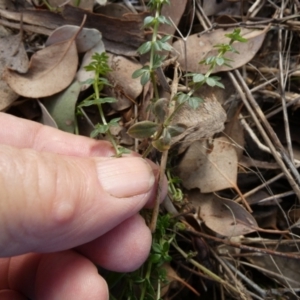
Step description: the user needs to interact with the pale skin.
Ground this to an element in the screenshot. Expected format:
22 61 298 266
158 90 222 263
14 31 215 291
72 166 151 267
0 112 167 300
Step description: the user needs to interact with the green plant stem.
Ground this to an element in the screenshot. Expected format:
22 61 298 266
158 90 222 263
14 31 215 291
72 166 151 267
172 242 240 295
167 169 177 196
150 149 168 232
94 72 121 157
149 4 163 101
140 260 153 300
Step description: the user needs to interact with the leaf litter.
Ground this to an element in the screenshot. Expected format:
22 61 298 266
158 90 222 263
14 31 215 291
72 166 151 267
2 0 300 299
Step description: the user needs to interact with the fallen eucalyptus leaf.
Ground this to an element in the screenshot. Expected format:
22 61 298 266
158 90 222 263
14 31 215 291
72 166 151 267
128 121 159 139
46 25 102 53
48 0 94 11
170 93 226 153
176 137 238 192
173 27 269 73
3 36 78 98
189 191 257 237
76 40 106 91
0 32 29 109
37 100 58 128
105 53 143 111
42 80 81 133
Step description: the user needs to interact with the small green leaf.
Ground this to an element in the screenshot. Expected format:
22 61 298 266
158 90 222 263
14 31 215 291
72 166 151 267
216 57 225 66
157 15 171 25
188 97 203 109
143 16 154 27
90 123 110 137
149 253 161 264
152 242 161 253
160 35 171 43
214 80 225 89
153 40 163 51
152 128 171 151
79 78 94 86
176 92 190 104
167 124 186 137
101 97 118 103
193 73 205 83
137 41 152 54
141 70 151 85
132 68 144 78
203 56 215 65
225 28 248 43
109 117 121 125
206 77 216 87
154 98 168 123
153 54 165 69
127 121 159 139
160 42 172 51
79 97 116 107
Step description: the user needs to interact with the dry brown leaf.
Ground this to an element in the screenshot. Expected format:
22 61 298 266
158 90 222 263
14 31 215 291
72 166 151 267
189 190 257 237
0 32 29 109
246 244 300 288
2 36 78 98
46 25 102 53
202 0 239 16
105 54 143 111
76 40 106 91
37 100 58 128
224 118 244 159
176 137 237 192
173 27 268 73
48 0 94 11
160 0 187 36
170 93 226 153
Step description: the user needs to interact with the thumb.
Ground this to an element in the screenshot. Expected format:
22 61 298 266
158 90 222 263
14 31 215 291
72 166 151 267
0 145 155 257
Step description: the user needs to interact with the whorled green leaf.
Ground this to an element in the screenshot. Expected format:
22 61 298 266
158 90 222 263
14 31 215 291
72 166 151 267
193 73 205 83
127 121 159 139
175 92 190 104
167 124 187 137
157 15 172 25
141 71 151 85
152 128 171 151
187 96 203 109
216 57 225 66
137 41 152 55
154 98 168 123
90 124 109 137
143 16 154 27
79 97 117 107
43 79 81 133
206 77 217 87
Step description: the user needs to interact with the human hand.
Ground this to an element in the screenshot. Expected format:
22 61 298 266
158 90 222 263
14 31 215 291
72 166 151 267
0 113 167 300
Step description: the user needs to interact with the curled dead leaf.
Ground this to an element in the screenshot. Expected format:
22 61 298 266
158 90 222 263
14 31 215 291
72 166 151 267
46 25 102 53
170 93 226 153
0 32 29 110
3 39 78 98
176 137 238 192
189 191 257 237
173 27 269 73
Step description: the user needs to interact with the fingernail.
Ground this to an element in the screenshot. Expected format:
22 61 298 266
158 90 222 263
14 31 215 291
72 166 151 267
96 157 155 198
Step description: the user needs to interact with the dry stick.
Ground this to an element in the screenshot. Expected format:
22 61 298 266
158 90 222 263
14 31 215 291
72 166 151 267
222 259 266 299
235 69 300 186
171 242 241 296
237 260 300 288
240 114 300 165
186 229 300 260
230 71 300 201
210 249 253 300
278 2 294 162
149 62 180 232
